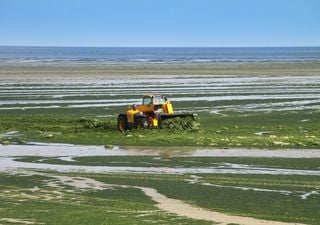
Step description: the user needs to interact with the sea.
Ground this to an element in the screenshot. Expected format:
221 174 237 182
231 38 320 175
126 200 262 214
0 46 320 65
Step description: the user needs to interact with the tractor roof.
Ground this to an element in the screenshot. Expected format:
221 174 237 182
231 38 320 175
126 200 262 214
143 93 161 98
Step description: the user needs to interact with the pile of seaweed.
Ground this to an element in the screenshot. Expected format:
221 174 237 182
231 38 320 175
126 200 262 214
77 117 201 133
0 134 26 145
160 117 201 132
77 118 115 130
0 135 10 145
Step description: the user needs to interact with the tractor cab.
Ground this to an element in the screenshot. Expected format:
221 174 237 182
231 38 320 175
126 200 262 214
142 94 165 105
140 94 173 114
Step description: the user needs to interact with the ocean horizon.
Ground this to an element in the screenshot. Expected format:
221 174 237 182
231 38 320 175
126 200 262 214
1 46 320 65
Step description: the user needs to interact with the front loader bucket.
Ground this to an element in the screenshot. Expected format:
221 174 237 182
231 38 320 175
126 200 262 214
158 113 199 131
160 113 195 121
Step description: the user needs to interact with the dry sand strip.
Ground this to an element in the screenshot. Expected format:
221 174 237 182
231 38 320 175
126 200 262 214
0 218 42 224
140 187 305 225
48 175 306 225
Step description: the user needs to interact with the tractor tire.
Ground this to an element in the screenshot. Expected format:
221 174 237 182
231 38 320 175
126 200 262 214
117 115 128 132
156 114 162 128
135 117 147 129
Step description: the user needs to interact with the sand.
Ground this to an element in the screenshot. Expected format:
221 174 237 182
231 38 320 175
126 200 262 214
46 174 307 225
1 61 320 78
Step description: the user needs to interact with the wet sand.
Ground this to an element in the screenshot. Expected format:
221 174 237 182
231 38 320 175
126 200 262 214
1 61 320 112
48 175 306 225
1 61 320 78
1 143 318 225
1 60 319 225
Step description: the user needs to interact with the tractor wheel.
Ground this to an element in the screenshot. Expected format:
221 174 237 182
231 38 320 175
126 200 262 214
117 115 128 132
156 114 162 128
135 117 147 129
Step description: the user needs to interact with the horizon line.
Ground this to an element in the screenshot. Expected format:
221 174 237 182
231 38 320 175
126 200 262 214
1 45 320 48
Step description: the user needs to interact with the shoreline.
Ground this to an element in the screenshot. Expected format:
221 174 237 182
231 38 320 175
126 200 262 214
1 61 320 78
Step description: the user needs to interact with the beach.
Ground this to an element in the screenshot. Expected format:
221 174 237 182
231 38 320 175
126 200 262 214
1 47 320 225
1 0 320 223
1 61 320 78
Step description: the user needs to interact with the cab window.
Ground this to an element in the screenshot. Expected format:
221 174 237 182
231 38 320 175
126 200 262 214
153 96 163 104
142 96 152 105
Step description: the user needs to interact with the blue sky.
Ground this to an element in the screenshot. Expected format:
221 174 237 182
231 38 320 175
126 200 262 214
0 0 319 47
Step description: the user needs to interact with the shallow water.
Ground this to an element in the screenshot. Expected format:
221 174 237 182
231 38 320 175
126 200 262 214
1 142 320 158
1 156 320 176
1 143 320 176
1 46 320 64
1 75 320 112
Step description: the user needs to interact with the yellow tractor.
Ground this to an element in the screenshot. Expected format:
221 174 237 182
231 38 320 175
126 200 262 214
117 94 194 131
